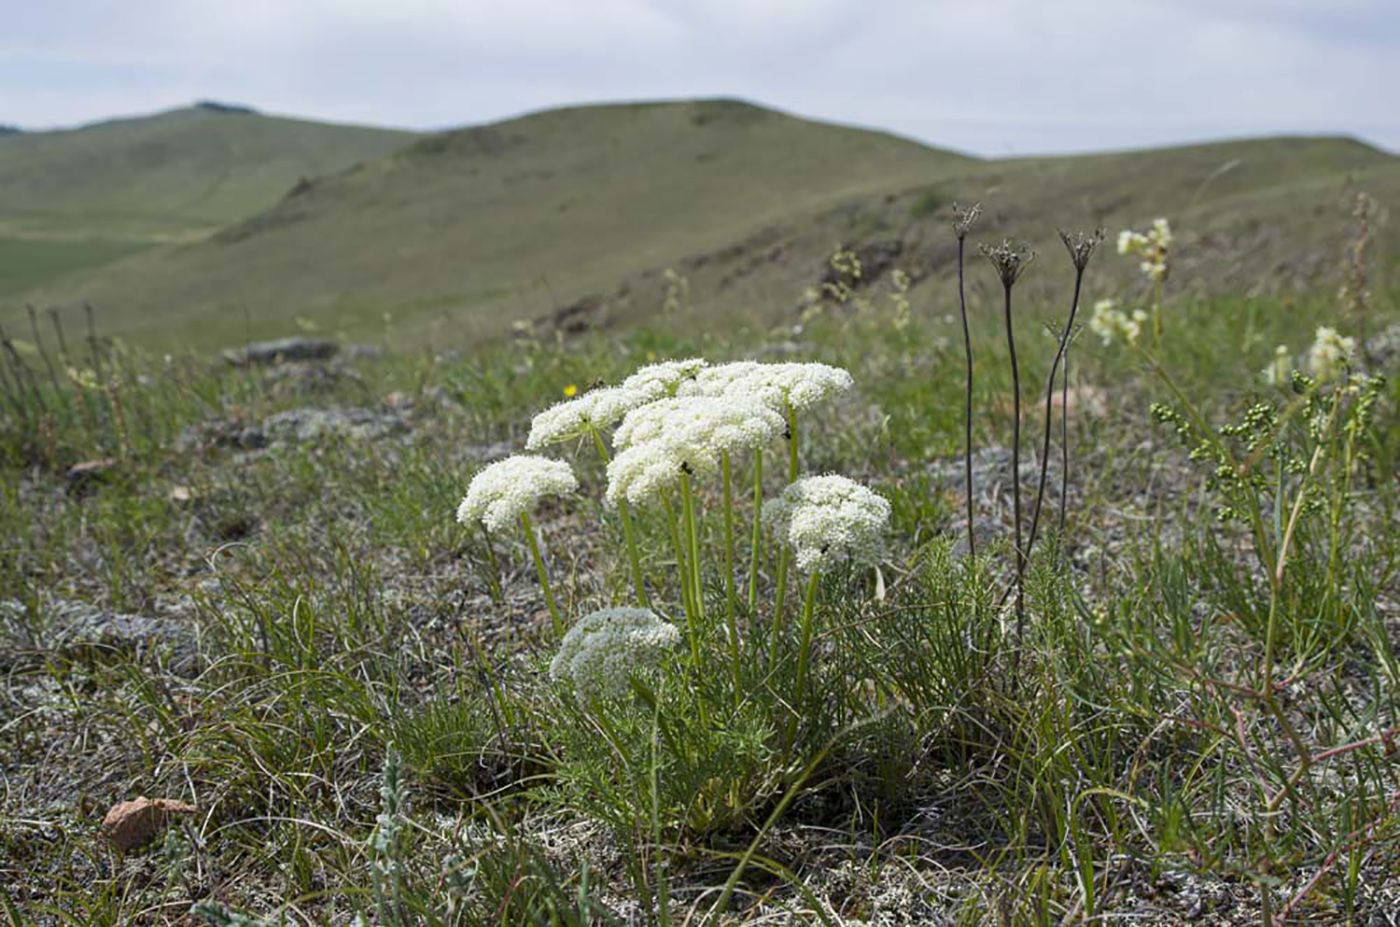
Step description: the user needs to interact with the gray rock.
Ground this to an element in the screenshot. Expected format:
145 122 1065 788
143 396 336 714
261 406 410 443
1363 321 1400 369
344 343 386 361
263 360 357 395
950 517 1010 560
930 445 1054 488
2 598 199 676
179 406 409 452
222 336 339 366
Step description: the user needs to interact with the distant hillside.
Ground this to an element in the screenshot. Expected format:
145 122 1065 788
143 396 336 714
0 106 415 295
9 100 1397 348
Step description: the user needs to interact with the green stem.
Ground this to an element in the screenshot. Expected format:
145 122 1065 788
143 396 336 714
770 551 790 676
1152 278 1164 347
681 470 704 622
589 424 648 607
479 523 504 604
786 401 799 481
747 451 763 610
723 451 737 620
619 502 648 606
662 492 699 664
783 570 822 756
770 404 800 673
521 512 562 639
722 451 740 704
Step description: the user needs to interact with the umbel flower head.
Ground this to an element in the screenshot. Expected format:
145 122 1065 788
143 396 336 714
950 201 982 240
1306 326 1355 382
1263 344 1294 386
613 396 784 452
527 386 650 450
980 239 1035 288
606 397 784 505
762 474 891 574
456 455 577 533
678 361 853 414
1059 228 1105 272
1117 218 1171 282
1088 299 1148 346
549 607 681 701
619 358 708 399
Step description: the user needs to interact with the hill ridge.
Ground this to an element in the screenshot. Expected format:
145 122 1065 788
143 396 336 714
6 98 1397 347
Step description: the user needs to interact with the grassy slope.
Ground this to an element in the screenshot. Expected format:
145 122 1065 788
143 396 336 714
13 100 972 344
0 106 414 295
10 100 1398 348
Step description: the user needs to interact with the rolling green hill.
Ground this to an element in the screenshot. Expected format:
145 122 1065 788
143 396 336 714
7 99 1397 348
0 104 415 295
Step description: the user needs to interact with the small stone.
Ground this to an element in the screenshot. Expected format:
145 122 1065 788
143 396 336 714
66 458 119 491
100 797 197 851
222 336 339 366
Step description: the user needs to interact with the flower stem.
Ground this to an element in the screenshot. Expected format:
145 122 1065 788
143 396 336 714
957 235 977 564
1151 278 1164 346
520 511 562 639
770 404 800 672
722 451 737 620
588 424 648 607
747 451 763 610
662 492 699 664
479 523 504 604
783 570 822 756
1057 346 1070 564
722 451 741 703
1026 264 1085 562
681 469 704 623
1003 282 1026 672
786 401 799 481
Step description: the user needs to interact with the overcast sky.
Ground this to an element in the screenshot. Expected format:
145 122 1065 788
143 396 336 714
2 0 1396 156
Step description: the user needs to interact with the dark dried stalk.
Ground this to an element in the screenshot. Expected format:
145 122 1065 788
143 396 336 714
951 202 982 563
47 308 72 367
0 325 22 409
1026 229 1101 563
981 239 1034 658
84 301 104 382
1058 340 1070 560
0 324 48 419
27 305 61 394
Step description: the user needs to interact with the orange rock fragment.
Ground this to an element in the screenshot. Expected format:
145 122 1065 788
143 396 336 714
100 796 197 851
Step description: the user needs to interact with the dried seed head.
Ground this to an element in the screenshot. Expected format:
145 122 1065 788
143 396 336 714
980 238 1035 288
951 202 982 240
1059 228 1104 272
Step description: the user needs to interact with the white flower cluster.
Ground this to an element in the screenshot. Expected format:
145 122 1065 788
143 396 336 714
606 397 784 505
456 455 577 533
679 361 853 414
1262 344 1294 386
613 396 783 451
1306 326 1355 382
619 358 707 399
762 474 890 574
1118 218 1171 282
527 386 649 449
549 607 681 701
526 358 708 450
1088 298 1149 346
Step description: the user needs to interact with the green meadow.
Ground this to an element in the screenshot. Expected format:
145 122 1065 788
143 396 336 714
0 98 1397 924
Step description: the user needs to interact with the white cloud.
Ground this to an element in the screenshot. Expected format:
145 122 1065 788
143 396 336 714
0 0 1394 153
